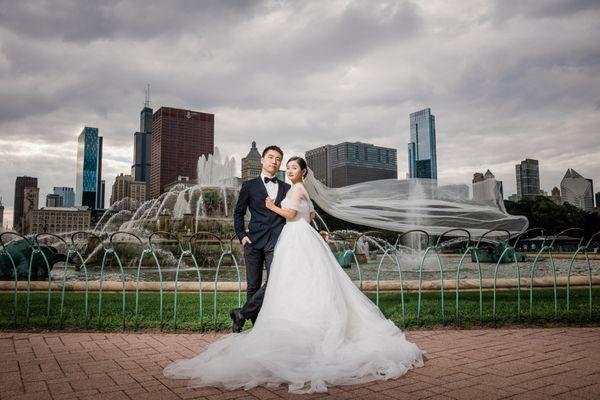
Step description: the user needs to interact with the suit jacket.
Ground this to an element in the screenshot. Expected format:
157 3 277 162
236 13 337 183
234 177 291 249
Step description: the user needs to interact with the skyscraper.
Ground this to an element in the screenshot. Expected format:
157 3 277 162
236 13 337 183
75 127 103 209
132 88 153 200
13 176 38 232
0 197 4 229
100 179 105 209
408 108 437 179
53 187 75 207
150 107 214 198
306 142 397 188
241 141 262 181
515 158 540 200
560 169 594 211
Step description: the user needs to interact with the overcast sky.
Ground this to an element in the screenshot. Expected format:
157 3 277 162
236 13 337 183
1 0 599 228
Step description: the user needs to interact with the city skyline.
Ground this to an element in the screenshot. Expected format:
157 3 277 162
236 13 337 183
0 1 599 226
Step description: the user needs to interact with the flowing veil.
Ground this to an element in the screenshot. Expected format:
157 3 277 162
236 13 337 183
303 170 528 236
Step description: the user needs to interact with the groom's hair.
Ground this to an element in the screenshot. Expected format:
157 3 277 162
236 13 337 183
262 145 283 158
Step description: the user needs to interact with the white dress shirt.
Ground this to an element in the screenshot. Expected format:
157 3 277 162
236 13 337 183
260 172 278 200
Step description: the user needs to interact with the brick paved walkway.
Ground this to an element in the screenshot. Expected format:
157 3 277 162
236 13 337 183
1 327 599 399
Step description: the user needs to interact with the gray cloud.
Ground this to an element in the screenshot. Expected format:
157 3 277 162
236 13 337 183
0 0 599 228
0 0 263 43
492 0 600 21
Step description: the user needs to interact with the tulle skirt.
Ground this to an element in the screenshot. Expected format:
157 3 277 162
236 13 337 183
163 220 424 394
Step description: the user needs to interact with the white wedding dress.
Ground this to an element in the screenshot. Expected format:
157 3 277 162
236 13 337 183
163 183 424 394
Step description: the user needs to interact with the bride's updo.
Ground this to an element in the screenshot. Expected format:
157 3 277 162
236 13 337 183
287 156 308 178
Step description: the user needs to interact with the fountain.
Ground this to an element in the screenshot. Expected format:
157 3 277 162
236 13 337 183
87 148 241 269
102 148 239 238
0 148 243 279
1 148 565 284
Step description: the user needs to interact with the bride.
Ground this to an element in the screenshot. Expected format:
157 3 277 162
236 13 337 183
163 156 424 394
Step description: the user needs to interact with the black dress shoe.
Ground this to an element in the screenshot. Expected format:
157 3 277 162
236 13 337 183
230 308 245 333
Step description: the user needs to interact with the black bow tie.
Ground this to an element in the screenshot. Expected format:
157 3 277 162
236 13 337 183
264 176 278 184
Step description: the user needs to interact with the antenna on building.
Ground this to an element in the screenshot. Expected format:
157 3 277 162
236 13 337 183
144 84 151 107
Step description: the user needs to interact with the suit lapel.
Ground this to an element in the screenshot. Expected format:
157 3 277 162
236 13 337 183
254 177 268 200
274 180 285 205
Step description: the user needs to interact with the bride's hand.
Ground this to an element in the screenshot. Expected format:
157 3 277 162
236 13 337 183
265 197 275 210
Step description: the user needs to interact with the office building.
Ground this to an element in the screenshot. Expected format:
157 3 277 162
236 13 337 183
150 107 214 198
241 141 262 181
110 174 147 206
53 187 75 207
75 127 103 209
27 207 91 234
22 187 40 234
550 187 561 205
131 89 153 200
13 176 38 232
46 194 64 207
408 108 437 179
560 169 594 211
306 142 397 188
515 158 541 200
0 197 4 229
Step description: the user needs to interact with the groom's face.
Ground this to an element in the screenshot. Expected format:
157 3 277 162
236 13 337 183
261 150 282 176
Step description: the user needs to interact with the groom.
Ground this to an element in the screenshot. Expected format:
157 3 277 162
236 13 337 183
231 145 291 332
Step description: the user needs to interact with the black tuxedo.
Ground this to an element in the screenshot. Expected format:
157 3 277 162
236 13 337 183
233 176 291 323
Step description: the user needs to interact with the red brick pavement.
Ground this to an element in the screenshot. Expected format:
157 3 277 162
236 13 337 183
1 327 599 399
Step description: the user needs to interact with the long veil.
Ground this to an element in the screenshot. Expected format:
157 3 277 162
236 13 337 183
303 170 528 236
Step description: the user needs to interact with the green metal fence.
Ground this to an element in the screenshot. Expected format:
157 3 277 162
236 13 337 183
1 227 599 330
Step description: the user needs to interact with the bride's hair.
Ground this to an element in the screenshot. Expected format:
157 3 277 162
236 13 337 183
287 156 308 178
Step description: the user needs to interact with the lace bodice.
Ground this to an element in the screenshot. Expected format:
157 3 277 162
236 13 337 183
281 183 313 223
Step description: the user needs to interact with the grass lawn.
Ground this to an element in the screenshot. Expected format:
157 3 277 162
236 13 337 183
1 288 599 332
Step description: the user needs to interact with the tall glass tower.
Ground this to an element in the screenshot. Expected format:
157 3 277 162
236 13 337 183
408 108 437 180
132 86 153 200
75 127 103 209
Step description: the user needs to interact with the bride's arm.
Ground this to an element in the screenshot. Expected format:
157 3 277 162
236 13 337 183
265 197 297 219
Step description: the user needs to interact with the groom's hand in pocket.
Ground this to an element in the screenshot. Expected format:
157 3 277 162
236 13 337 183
241 236 252 246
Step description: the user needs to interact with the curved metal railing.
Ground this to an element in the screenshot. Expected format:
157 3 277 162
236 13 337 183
0 227 598 330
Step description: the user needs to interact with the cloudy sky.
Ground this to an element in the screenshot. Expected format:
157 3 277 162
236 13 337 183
1 0 599 227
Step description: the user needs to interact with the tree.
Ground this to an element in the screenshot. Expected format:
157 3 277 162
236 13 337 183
504 197 600 238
